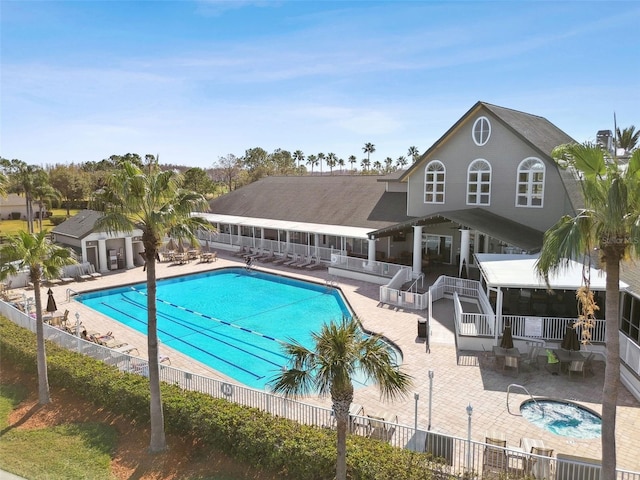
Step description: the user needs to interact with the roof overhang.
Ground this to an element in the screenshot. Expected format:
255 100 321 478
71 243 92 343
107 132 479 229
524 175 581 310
368 208 545 253
475 253 628 291
195 213 373 239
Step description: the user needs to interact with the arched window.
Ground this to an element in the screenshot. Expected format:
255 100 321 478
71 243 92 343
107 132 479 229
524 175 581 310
516 158 545 207
467 159 491 205
472 116 491 146
424 160 445 204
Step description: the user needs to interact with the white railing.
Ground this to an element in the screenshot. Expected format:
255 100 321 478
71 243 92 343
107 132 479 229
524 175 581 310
2 301 639 480
503 315 607 344
379 269 429 310
330 254 410 279
620 332 640 379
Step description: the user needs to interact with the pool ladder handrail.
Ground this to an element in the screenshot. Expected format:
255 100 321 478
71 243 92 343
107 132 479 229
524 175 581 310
507 383 542 416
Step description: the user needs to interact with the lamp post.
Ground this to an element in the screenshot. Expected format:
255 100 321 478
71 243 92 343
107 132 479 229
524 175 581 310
413 392 419 451
466 403 473 470
428 370 434 430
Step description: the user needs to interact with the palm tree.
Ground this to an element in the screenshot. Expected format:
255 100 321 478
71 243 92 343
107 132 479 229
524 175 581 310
348 155 357 172
317 153 326 175
0 231 76 405
396 156 408 170
337 157 345 174
362 142 375 165
372 160 383 173
616 125 639 154
33 182 61 232
384 156 393 173
270 317 412 480
326 153 337 175
360 157 370 172
407 146 420 162
307 154 318 174
96 159 214 453
535 143 640 480
293 150 305 173
8 160 43 233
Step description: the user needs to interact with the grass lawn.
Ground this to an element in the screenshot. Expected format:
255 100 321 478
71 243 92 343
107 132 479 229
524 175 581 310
0 384 117 480
0 365 279 480
0 209 80 237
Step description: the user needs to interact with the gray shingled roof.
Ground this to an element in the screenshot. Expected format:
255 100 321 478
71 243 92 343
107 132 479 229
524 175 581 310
401 101 584 212
208 175 414 230
52 209 104 239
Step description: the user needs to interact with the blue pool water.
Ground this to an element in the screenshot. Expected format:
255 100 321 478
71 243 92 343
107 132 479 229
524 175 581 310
520 399 601 439
77 267 393 390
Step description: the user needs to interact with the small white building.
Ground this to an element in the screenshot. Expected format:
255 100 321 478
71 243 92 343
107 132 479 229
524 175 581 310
51 210 144 272
0 193 35 221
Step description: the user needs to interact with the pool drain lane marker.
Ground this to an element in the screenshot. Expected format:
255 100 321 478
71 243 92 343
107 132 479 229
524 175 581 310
119 294 288 362
129 287 282 344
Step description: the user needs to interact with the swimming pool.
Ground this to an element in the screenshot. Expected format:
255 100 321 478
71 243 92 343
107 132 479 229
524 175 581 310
77 268 395 390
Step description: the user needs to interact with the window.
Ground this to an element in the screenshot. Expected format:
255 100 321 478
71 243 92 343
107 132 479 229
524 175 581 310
621 293 640 346
516 158 545 207
472 116 491 146
467 159 491 205
424 160 445 204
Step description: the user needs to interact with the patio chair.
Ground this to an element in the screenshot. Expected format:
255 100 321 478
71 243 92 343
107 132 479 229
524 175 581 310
522 346 541 370
568 359 586 378
366 412 397 442
483 437 508 476
527 446 554 479
76 265 92 281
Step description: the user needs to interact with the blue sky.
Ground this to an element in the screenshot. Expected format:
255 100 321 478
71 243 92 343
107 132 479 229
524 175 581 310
1 1 639 170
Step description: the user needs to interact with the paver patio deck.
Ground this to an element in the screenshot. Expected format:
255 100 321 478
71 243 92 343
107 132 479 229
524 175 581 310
17 250 640 471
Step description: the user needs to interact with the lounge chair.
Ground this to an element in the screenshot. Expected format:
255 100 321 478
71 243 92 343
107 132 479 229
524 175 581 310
76 265 92 281
305 257 323 270
58 270 74 283
283 254 300 266
483 437 508 476
88 264 102 278
527 446 554 479
296 256 314 268
272 252 292 265
112 344 140 355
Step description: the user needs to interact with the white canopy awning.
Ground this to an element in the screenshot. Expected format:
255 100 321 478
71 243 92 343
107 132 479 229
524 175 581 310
194 213 374 239
475 254 628 291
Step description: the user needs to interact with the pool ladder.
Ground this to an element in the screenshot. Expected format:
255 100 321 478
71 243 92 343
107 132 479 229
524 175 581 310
507 383 542 416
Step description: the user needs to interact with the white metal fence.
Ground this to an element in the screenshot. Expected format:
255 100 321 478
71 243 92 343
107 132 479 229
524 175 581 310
2 300 640 479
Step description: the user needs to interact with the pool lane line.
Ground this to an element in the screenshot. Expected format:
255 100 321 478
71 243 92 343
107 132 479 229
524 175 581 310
99 301 267 380
118 294 287 364
127 286 289 343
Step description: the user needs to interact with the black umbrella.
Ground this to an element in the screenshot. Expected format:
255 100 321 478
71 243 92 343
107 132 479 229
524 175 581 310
561 325 581 351
500 324 514 349
46 288 57 313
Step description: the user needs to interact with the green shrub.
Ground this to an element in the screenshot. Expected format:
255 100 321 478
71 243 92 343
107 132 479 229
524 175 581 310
48 215 67 226
0 316 445 479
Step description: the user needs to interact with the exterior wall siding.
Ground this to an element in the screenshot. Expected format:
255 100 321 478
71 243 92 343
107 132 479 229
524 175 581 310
406 109 574 232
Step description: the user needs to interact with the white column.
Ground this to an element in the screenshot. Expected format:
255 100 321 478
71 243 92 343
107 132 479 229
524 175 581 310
80 240 87 263
124 236 134 269
367 237 376 267
459 229 470 277
314 233 320 257
286 231 291 253
412 226 423 276
98 239 108 273
484 234 490 253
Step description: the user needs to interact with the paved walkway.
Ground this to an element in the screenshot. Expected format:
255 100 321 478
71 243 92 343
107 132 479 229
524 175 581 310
17 250 640 472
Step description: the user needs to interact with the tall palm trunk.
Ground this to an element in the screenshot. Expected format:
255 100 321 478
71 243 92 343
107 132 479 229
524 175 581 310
32 271 51 404
602 248 621 480
331 385 353 480
146 248 167 453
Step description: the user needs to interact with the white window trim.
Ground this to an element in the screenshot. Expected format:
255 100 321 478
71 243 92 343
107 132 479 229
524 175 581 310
472 116 491 146
515 157 545 208
466 159 492 206
424 160 446 204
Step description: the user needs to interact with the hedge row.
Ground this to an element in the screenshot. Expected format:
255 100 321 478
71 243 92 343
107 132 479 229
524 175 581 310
0 316 450 479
